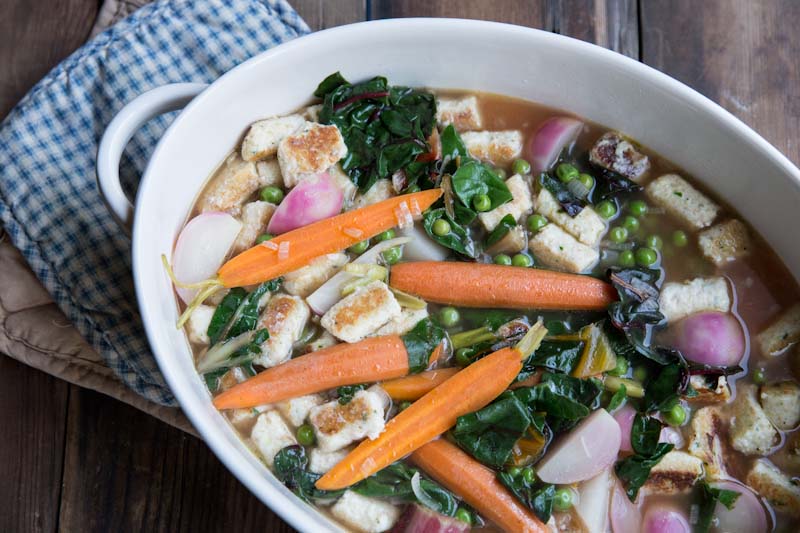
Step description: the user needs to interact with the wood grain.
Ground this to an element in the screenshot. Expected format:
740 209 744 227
641 0 800 165
291 0 366 31
370 0 549 27
553 0 639 58
0 357 69 533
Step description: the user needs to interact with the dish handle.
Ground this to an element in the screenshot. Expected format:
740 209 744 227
96 83 208 234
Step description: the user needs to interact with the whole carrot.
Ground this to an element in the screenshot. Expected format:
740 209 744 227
218 189 442 287
315 322 547 491
412 439 547 533
380 368 460 401
390 261 617 311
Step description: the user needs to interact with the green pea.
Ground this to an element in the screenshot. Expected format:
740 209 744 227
507 466 522 478
645 235 664 250
522 467 536 484
473 194 492 212
375 229 396 242
672 230 689 247
455 508 472 525
556 163 580 183
633 366 648 383
596 200 617 219
255 233 274 244
618 250 636 267
578 173 595 190
753 367 766 385
635 247 658 267
512 253 533 267
382 246 402 265
527 214 548 233
259 186 284 204
456 348 472 367
622 215 640 233
432 218 451 236
398 401 412 411
439 306 460 327
553 488 573 511
494 167 508 180
609 226 629 243
494 254 512 266
512 158 532 176
663 403 687 426
296 424 315 446
348 240 369 254
629 200 648 217
608 357 629 377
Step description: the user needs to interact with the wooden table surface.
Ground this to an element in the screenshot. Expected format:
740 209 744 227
1 1 798 531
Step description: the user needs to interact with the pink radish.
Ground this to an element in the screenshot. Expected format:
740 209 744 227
671 311 745 366
537 409 621 484
611 478 641 533
575 468 613 532
173 212 242 303
613 404 636 453
390 504 469 533
527 117 584 174
267 172 343 234
642 503 690 533
710 480 768 533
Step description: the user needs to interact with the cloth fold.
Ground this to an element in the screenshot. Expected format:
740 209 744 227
0 0 309 406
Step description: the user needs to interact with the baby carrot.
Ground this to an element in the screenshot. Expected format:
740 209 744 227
380 368 460 401
390 261 616 311
315 323 546 491
412 439 547 533
213 336 408 409
218 189 442 287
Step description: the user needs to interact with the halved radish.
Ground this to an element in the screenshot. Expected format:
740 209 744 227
575 467 613 533
611 478 641 533
671 311 745 366
173 212 242 303
613 404 636 453
267 172 343 234
710 480 768 533
536 408 621 484
642 503 690 533
527 117 584 174
400 224 449 262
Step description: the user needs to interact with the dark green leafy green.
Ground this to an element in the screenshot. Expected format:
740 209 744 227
485 214 517 248
206 288 246 345
539 173 584 217
498 472 555 523
631 414 663 455
452 392 532 468
516 373 603 421
401 318 446 374
316 73 436 192
439 124 468 164
423 208 477 258
590 164 643 201
607 384 627 411
352 462 458 517
643 363 689 413
227 279 282 339
337 384 367 405
273 445 343 502
695 481 741 533
461 309 520 331
521 340 584 375
451 160 513 212
615 442 673 501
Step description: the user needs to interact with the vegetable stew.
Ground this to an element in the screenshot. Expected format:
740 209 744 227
167 73 800 532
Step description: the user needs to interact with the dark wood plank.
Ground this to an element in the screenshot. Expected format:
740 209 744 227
292 0 366 31
553 0 639 58
0 0 99 119
370 0 550 27
58 387 295 533
0 356 69 533
640 0 800 165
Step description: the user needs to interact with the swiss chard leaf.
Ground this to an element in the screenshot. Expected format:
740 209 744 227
539 172 584 217
695 481 741 533
401 318 446 374
643 362 689 413
615 442 674 501
590 164 643 201
451 160 513 212
461 309 520 331
514 373 603 429
452 392 533 468
439 124 469 163
485 214 517 247
273 445 343 502
318 74 436 192
337 384 367 405
352 462 458 517
631 414 663 455
206 288 247 345
498 472 555 523
607 384 627 411
522 340 584 375
227 279 282 340
422 208 477 258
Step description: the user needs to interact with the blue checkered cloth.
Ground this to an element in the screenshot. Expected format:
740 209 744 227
0 0 309 405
